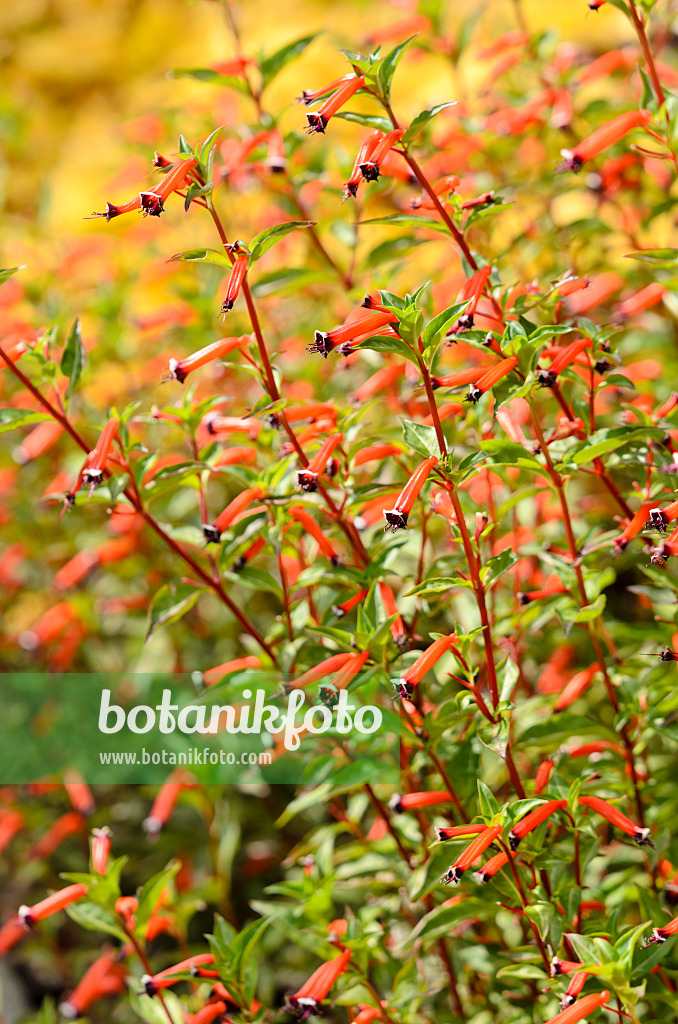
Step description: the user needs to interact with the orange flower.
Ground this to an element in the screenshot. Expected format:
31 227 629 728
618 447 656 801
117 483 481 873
82 417 119 491
285 653 355 691
378 582 406 646
353 444 402 467
535 759 555 795
19 883 89 926
287 949 352 1017
164 336 249 383
204 486 265 543
220 246 249 315
509 799 567 850
554 663 600 712
143 770 191 835
538 338 592 388
202 656 261 687
305 76 365 133
358 129 405 182
578 794 652 846
332 589 369 618
442 824 503 884
59 949 127 1018
139 156 199 216
396 632 457 697
390 790 453 813
544 990 609 1024
344 131 382 198
436 824 488 840
298 433 344 491
384 456 438 532
141 954 215 996
27 812 84 860
91 827 112 875
560 110 651 170
465 356 518 403
310 310 398 358
288 505 341 565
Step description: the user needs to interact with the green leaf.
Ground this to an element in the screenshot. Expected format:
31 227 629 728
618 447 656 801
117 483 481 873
183 180 213 211
60 319 87 400
422 301 471 349
333 111 394 132
260 33 318 89
569 426 664 465
248 221 314 264
357 334 419 366
145 582 206 641
481 548 518 589
402 102 457 145
0 409 51 433
167 247 231 268
0 265 26 285
65 901 128 942
402 419 442 459
135 860 182 932
171 68 251 95
477 779 500 818
376 36 416 101
404 577 471 598
360 213 449 234
623 247 678 267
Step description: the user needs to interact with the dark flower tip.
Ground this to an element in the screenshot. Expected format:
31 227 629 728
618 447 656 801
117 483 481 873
297 469 319 492
287 996 322 1020
383 509 408 533
633 827 654 847
202 524 222 544
139 191 164 217
307 331 332 357
359 161 380 182
537 369 557 389
558 151 583 173
508 831 521 852
305 113 328 134
343 183 359 199
388 794 404 813
231 556 246 572
645 509 669 532
517 592 531 606
464 385 482 405
221 299 235 314
393 679 413 700
441 866 464 885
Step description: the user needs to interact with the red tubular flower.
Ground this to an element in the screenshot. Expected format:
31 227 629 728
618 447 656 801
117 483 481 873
390 790 453 814
550 958 583 977
332 589 369 618
560 971 589 1009
14 420 64 464
353 363 403 401
114 896 138 930
143 770 190 835
286 653 355 691
436 824 488 841
538 338 593 387
578 795 652 845
288 505 341 565
560 110 651 170
213 446 258 469
544 990 609 1024
0 810 23 854
18 883 89 927
90 195 143 221
353 444 402 466
431 366 496 391
280 402 338 426
556 277 589 297
82 417 119 491
359 129 405 182
0 917 29 958
509 799 567 850
91 827 111 875
644 913 678 945
535 759 555 795
410 175 459 209
650 524 678 565
220 250 248 315
204 413 261 439
141 954 216 996
350 1006 382 1024
28 812 84 860
164 336 248 383
299 73 356 105
378 582 406 646
475 848 515 883
645 498 678 533
344 131 382 198
464 356 518 402
616 282 665 319
442 824 503 884
322 651 369 696
204 486 265 543
139 156 199 216
64 773 95 816
384 456 439 532
202 656 261 687
554 663 600 712
396 632 457 697
310 310 399 358
518 573 569 604
287 949 352 1017
613 500 654 553
305 76 365 133
60 949 127 1018
298 433 344 491
232 535 266 571
266 129 286 172
187 1002 228 1024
